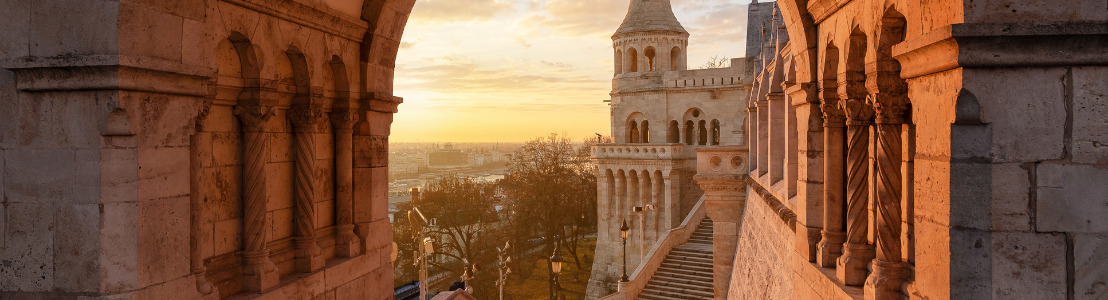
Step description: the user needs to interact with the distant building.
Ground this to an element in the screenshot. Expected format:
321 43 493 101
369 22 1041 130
427 143 469 167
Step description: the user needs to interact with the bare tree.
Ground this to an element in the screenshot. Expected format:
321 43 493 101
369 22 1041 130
700 55 731 69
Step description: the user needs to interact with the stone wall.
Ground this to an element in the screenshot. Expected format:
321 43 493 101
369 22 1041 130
0 0 416 298
727 186 794 300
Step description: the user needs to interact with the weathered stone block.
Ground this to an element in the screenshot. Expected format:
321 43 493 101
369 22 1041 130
30 0 120 57
120 3 183 61
316 200 334 229
133 95 200 149
1036 164 1108 232
137 196 190 287
967 68 1067 162
205 166 242 222
100 202 137 294
137 146 190 201
210 132 241 167
1072 67 1108 165
0 202 54 292
1074 233 1108 300
270 208 293 241
266 162 294 210
369 167 389 221
4 149 75 204
0 1 30 59
101 146 138 204
53 203 101 292
990 163 1030 231
990 232 1067 299
202 106 238 134
212 218 242 257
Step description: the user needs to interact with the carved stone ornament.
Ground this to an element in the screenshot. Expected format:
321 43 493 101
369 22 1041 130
868 93 909 124
289 106 330 132
330 110 361 129
839 98 875 125
233 105 277 131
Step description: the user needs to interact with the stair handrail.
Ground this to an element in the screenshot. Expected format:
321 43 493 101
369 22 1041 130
599 195 709 300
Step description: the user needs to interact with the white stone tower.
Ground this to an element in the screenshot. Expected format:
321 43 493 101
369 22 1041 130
586 0 752 298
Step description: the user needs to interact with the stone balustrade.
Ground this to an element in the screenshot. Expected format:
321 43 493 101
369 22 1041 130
593 143 691 160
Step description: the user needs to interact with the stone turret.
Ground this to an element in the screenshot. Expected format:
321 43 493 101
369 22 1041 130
612 0 690 76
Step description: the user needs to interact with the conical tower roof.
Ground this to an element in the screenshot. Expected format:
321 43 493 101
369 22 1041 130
614 0 688 36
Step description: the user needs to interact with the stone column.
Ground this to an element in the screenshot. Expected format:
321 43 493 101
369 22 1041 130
189 133 216 296
790 83 823 263
664 169 681 229
818 98 846 268
768 93 786 183
234 105 280 292
615 171 627 239
331 109 361 257
641 173 655 245
836 98 875 286
756 101 770 176
695 174 746 300
864 94 909 300
290 107 327 273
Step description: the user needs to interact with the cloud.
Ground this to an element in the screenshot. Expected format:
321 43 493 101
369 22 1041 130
409 0 515 23
520 0 627 37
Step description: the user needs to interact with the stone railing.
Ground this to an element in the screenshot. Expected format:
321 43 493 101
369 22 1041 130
599 196 708 300
593 143 692 160
670 76 744 88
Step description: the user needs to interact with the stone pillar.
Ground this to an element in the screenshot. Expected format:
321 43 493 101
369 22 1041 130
289 107 327 273
615 171 627 236
836 98 875 286
818 98 846 268
695 174 746 300
664 169 681 229
756 101 770 176
189 133 216 296
641 173 655 245
234 105 280 292
768 94 786 183
791 83 823 263
331 109 361 258
864 94 909 300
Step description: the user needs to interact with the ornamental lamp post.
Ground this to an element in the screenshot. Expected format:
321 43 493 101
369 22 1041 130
620 220 630 282
550 246 564 300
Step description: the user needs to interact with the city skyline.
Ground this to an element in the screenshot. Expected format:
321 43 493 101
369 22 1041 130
391 0 758 142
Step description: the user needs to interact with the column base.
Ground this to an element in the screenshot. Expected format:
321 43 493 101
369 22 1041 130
864 260 907 300
816 231 845 268
192 267 216 296
836 243 875 286
334 225 362 258
295 237 326 273
243 251 279 292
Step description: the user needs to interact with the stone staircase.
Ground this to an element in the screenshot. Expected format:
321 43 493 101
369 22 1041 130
637 219 714 300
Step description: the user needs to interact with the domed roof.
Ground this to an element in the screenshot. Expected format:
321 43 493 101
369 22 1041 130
614 0 688 36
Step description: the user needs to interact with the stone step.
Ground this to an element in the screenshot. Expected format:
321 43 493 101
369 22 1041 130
647 278 715 292
653 271 713 284
656 266 714 279
669 249 712 258
665 255 713 264
660 262 713 273
641 285 713 299
645 280 714 296
661 258 712 267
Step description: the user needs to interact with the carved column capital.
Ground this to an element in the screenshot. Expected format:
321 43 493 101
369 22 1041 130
330 110 361 130
821 99 846 126
868 93 909 125
234 105 276 132
840 98 875 126
289 106 329 132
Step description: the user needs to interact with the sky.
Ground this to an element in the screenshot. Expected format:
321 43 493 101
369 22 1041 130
391 0 762 143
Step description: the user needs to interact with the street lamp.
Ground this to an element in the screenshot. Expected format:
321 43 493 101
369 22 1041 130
633 204 655 261
496 241 512 300
408 196 434 300
550 246 564 300
619 220 630 283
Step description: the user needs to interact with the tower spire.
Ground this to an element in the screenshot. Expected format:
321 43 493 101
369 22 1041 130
614 0 688 37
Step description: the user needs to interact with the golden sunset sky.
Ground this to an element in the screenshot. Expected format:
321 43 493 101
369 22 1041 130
392 0 761 143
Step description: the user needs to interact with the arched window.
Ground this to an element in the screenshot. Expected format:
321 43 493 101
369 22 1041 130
641 120 650 143
711 120 721 145
628 120 640 143
670 46 681 71
645 47 657 72
684 120 694 145
667 121 679 143
627 48 639 73
698 120 707 145
615 49 623 75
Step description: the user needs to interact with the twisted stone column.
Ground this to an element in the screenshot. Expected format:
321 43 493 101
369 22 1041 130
817 99 846 268
234 105 280 292
864 94 909 300
290 106 327 272
331 109 361 257
836 98 874 286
